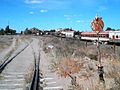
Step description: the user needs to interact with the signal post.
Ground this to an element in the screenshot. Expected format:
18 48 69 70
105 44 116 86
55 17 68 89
91 16 105 83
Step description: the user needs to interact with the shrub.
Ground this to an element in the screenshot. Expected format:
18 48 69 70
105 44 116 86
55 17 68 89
88 54 98 61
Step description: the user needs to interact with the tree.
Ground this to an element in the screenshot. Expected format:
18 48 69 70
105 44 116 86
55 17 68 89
74 31 80 35
5 25 11 34
25 28 29 31
106 27 115 31
10 29 16 35
21 31 23 34
24 28 32 35
0 28 5 35
50 29 56 32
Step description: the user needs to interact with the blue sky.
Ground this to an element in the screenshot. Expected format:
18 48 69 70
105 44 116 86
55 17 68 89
0 0 120 32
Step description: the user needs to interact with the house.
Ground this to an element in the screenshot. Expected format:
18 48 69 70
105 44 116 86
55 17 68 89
24 27 43 35
59 28 75 38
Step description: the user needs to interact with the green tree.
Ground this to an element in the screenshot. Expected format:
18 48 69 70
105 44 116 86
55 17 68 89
5 25 11 34
0 28 5 35
10 29 16 35
21 31 23 34
24 28 32 35
106 27 115 31
50 29 56 32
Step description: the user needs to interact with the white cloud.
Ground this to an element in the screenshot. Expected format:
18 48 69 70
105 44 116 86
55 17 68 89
66 18 71 20
64 15 73 20
76 20 84 23
29 11 34 14
40 9 48 13
98 6 107 12
64 14 82 18
25 0 42 4
64 15 68 17
77 0 98 7
76 20 81 23
64 15 72 17
24 0 71 10
76 20 90 23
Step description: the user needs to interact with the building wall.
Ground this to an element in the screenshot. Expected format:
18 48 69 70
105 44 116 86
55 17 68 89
109 31 120 39
61 31 74 37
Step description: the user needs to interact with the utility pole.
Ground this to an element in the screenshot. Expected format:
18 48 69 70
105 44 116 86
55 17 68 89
97 33 102 66
113 43 116 54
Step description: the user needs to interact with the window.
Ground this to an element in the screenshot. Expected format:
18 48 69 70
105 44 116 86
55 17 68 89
106 34 109 38
116 35 118 38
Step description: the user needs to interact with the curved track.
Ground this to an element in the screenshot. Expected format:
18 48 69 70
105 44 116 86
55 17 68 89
30 47 41 90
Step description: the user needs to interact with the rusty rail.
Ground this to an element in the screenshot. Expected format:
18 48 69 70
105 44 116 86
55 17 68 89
30 48 41 90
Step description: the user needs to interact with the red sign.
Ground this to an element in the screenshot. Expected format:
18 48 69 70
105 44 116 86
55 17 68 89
91 16 104 33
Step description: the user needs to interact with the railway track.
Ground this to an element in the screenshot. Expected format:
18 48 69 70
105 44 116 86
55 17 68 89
30 47 41 90
0 38 65 90
0 42 30 73
0 39 33 90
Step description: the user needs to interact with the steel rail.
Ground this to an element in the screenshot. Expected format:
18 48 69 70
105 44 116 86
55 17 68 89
30 48 41 90
0 42 31 73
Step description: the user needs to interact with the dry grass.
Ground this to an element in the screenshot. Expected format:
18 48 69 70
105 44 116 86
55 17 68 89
56 57 82 78
40 36 120 90
0 35 14 52
0 36 22 65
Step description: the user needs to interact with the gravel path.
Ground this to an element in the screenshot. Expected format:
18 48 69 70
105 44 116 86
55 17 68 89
39 37 71 90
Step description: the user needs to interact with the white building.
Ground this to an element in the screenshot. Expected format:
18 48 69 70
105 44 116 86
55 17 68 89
109 31 120 40
61 30 74 38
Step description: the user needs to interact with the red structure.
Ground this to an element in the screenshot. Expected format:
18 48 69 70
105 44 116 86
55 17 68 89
91 16 104 33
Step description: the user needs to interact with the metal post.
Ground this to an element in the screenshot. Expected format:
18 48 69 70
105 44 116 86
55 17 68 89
97 33 105 83
113 43 116 54
86 41 87 47
97 33 101 66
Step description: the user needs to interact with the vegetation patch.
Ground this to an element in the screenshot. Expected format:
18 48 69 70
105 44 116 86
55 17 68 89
56 58 81 78
88 54 98 61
